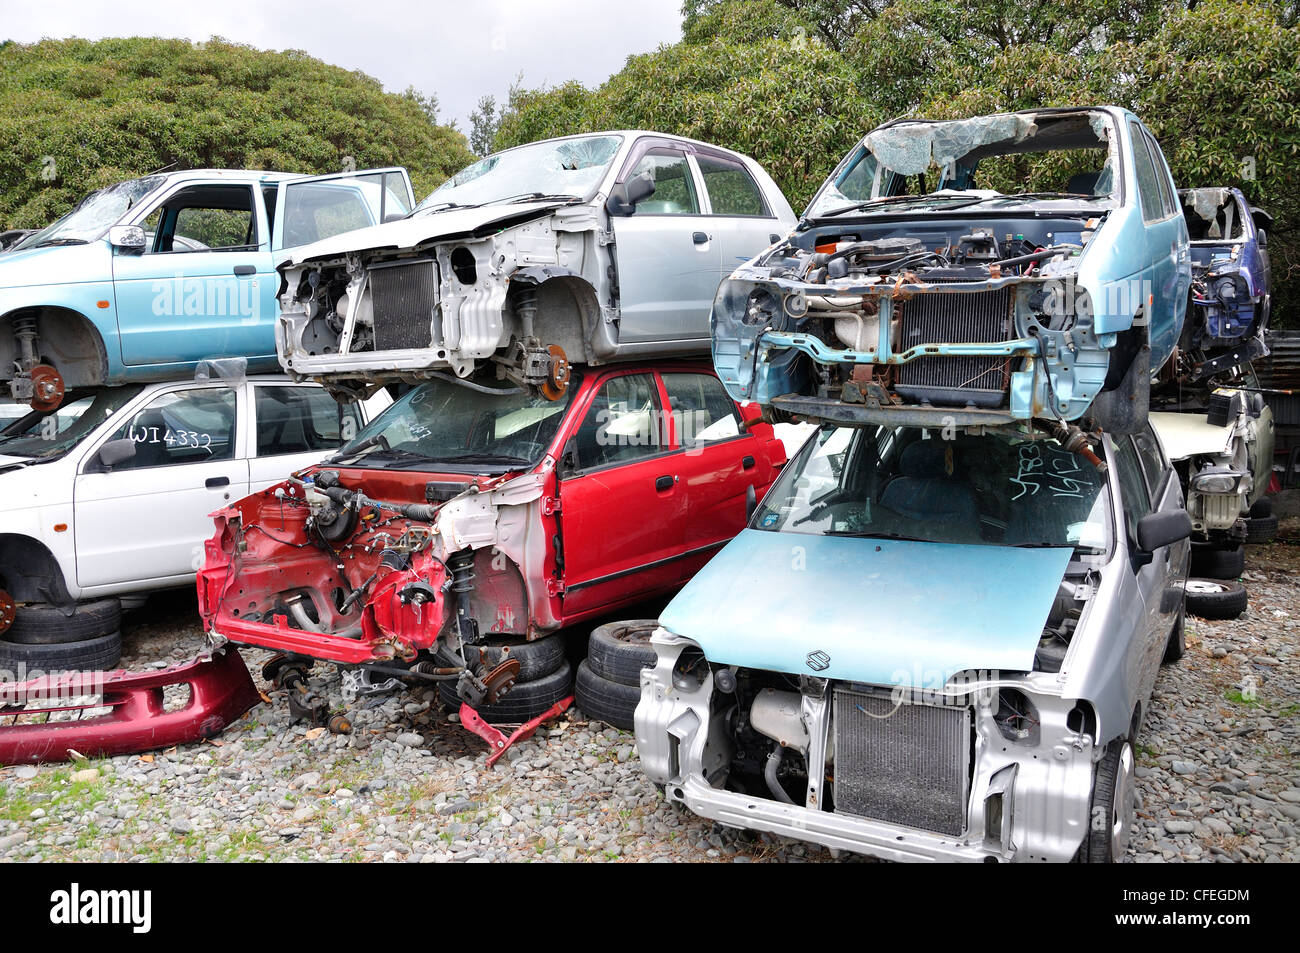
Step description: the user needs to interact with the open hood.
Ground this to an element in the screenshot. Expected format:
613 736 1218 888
282 200 573 266
659 529 1072 688
1149 411 1234 462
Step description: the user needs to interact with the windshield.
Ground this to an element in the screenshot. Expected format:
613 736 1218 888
414 135 622 212
806 112 1117 218
16 176 166 249
754 424 1112 553
0 387 145 461
336 374 581 473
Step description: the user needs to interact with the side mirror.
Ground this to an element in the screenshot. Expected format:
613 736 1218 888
93 438 136 472
558 438 580 477
745 484 757 522
107 225 146 252
1136 509 1192 554
605 171 656 217
382 212 407 224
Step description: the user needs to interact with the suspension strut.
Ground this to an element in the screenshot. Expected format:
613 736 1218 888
8 314 64 410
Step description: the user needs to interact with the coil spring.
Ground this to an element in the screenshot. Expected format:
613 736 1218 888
447 549 476 594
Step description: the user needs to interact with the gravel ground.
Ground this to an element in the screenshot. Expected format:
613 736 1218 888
1 541 1296 864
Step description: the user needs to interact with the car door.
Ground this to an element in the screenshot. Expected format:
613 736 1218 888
73 383 249 589
693 152 786 276
247 382 367 490
556 370 683 616
660 369 775 580
112 180 274 369
272 168 414 260
1129 123 1189 359
609 148 720 344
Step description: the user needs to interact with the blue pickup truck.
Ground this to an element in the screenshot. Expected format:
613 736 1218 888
0 167 412 409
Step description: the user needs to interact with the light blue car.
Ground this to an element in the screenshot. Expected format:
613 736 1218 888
0 167 412 408
711 107 1191 435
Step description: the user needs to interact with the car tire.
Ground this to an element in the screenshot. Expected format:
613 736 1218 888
4 598 121 645
1161 606 1186 664
437 659 572 722
1246 514 1278 545
456 635 566 683
1185 578 1248 620
1190 544 1244 579
574 660 640 731
1250 497 1273 519
586 619 658 687
1077 737 1136 863
0 630 122 672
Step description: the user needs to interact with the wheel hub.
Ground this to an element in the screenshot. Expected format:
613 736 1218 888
1111 741 1136 857
0 590 15 635
29 364 65 412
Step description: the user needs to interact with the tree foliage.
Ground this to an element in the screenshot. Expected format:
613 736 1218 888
495 0 1299 326
0 37 475 229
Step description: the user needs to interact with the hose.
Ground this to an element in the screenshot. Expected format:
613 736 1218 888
765 748 795 805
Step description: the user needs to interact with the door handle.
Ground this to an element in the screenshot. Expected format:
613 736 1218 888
742 455 756 470
206 476 231 489
692 232 709 245
655 475 675 492
233 265 256 277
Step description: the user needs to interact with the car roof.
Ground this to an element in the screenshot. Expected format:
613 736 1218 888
490 130 763 165
155 169 304 186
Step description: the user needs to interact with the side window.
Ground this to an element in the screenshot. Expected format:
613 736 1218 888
102 388 237 469
572 373 664 469
1111 434 1152 535
1128 121 1166 223
627 152 699 215
255 386 360 456
145 185 257 253
1144 131 1176 219
1132 424 1166 499
661 372 743 449
697 156 767 216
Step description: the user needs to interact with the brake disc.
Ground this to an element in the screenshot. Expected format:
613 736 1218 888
540 345 571 401
29 364 64 412
0 590 15 635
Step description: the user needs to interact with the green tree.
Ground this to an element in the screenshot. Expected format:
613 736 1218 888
0 37 475 228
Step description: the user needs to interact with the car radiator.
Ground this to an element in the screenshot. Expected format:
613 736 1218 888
369 260 438 351
832 688 972 836
895 285 1013 408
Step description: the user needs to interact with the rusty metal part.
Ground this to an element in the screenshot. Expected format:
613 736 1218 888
481 657 522 704
540 345 570 401
0 590 14 635
28 364 64 412
0 648 260 764
459 695 573 767
328 713 352 734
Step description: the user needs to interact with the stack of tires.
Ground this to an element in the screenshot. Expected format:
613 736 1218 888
1245 496 1278 545
0 598 122 674
1186 543 1248 620
436 635 571 721
574 620 658 730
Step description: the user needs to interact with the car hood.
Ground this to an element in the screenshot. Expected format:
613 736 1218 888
1149 411 1234 462
659 529 1072 688
0 240 112 289
0 454 69 508
282 200 575 267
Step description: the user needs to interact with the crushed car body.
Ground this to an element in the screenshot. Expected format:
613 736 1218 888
199 363 785 712
710 107 1190 434
275 132 795 397
635 421 1192 862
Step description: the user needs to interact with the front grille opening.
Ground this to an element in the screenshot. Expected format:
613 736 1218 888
832 688 974 836
368 260 438 351
895 286 1015 408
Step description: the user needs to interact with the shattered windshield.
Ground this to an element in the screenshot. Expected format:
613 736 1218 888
0 387 145 461
807 112 1118 218
415 135 623 212
16 176 166 249
754 424 1112 553
337 373 582 473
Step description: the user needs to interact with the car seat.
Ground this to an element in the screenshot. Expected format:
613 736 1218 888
879 440 978 525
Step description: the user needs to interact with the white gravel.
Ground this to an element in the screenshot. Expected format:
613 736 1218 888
1 538 1296 863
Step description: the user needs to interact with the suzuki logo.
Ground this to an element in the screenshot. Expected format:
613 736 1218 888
805 650 830 672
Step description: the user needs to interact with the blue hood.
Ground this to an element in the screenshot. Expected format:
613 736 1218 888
660 529 1072 688
0 240 112 289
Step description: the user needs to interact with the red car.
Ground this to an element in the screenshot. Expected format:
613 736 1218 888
198 361 784 718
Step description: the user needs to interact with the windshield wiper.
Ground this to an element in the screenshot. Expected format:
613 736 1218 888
818 194 989 218
825 530 932 543
483 193 580 207
29 237 90 248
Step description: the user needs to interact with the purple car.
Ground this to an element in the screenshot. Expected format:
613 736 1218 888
1178 186 1272 380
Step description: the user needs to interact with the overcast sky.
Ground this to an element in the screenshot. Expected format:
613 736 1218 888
1 0 685 131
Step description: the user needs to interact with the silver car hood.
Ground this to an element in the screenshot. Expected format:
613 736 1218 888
282 200 574 267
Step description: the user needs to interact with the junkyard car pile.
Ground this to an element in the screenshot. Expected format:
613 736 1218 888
0 111 1281 864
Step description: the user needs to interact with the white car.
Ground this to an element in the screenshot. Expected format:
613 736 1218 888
0 376 388 668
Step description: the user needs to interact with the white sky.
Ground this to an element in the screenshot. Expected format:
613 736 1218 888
0 0 685 132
